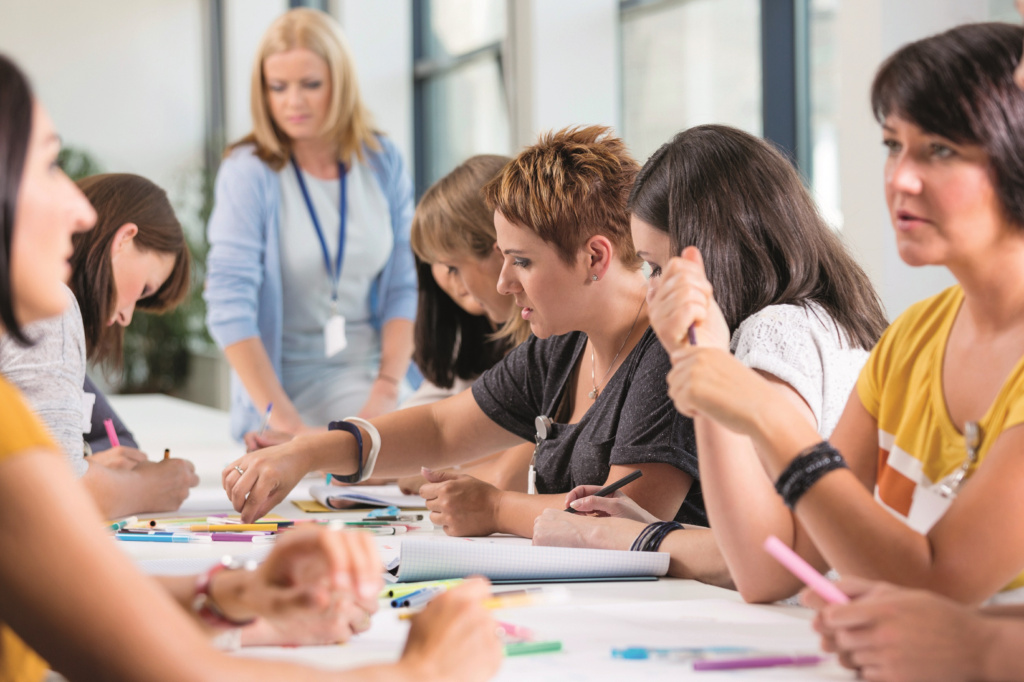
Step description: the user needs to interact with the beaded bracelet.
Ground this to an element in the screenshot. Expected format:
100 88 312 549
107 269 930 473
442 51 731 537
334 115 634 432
774 441 849 510
630 521 685 552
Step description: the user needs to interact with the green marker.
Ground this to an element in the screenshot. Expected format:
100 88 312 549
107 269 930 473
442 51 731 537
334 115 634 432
504 640 562 657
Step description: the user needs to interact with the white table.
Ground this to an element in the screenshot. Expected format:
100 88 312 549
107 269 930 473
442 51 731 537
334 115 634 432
108 394 854 681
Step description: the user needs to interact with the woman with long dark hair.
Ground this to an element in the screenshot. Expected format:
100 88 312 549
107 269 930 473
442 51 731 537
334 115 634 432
534 125 886 592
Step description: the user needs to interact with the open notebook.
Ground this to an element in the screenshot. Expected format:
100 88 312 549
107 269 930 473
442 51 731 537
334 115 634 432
308 484 427 509
389 538 669 583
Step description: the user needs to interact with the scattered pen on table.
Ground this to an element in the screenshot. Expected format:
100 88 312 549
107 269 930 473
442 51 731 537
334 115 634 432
106 516 137 532
103 419 120 448
397 586 569 620
189 523 278 532
504 641 562 657
692 654 826 671
383 579 465 600
565 469 643 514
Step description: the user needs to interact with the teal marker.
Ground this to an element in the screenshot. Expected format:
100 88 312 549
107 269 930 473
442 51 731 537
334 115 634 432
115 534 212 544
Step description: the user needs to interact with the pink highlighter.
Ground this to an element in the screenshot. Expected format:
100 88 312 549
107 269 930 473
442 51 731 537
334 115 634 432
763 535 849 604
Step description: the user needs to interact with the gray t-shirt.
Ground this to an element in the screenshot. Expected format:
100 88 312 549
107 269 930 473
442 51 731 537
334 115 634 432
0 285 89 476
472 327 705 525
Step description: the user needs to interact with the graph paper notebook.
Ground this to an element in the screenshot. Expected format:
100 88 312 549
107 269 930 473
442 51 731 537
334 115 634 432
309 484 428 509
389 538 670 583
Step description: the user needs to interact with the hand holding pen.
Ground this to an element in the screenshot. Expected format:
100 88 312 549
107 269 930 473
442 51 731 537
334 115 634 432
647 246 730 353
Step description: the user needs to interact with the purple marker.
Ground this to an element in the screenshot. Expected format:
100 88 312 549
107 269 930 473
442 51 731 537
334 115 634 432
687 323 697 346
693 654 826 671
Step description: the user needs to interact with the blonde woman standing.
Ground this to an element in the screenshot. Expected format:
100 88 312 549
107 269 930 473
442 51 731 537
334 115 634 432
205 8 417 442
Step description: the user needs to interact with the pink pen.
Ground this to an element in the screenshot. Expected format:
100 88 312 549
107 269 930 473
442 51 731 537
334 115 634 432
104 419 120 448
763 535 849 604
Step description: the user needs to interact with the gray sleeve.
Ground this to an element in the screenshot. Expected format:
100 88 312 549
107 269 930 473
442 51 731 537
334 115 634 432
0 288 88 476
84 375 138 451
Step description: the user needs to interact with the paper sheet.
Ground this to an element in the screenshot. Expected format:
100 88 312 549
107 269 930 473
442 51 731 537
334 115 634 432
392 538 669 582
309 484 428 509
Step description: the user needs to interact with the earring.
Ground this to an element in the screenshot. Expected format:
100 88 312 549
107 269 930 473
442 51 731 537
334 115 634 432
592 275 599 281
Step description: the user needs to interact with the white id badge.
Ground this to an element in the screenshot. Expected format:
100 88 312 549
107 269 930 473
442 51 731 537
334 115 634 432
80 392 96 433
324 314 348 357
906 483 954 534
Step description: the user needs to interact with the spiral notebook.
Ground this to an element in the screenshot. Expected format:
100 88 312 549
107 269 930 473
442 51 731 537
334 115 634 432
388 538 669 583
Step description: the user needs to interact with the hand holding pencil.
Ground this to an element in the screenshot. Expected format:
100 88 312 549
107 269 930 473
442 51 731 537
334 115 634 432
647 247 730 353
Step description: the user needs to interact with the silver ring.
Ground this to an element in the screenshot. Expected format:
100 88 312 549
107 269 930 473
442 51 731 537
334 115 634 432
234 465 245 475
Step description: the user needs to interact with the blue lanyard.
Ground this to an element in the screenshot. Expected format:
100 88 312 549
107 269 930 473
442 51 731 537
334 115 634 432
291 156 347 304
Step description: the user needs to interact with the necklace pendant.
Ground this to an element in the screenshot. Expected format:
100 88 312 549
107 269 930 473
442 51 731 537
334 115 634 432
588 388 598 400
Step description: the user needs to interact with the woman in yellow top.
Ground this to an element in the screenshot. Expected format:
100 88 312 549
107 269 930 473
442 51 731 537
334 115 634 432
653 21 1024 605
0 54 500 682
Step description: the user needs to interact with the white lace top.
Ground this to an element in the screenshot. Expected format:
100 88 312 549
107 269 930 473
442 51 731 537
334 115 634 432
730 303 869 437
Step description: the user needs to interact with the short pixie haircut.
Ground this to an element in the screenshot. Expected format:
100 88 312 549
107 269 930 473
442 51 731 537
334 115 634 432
872 22 1024 226
483 125 640 268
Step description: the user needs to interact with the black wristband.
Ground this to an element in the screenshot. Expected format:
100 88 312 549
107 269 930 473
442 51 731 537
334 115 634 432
774 441 849 510
326 420 364 483
630 521 684 552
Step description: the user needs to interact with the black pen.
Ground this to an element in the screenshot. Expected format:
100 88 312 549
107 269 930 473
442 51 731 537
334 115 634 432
564 469 643 513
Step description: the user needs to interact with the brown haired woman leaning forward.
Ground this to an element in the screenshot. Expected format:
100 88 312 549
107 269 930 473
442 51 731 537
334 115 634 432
396 154 533 496
204 7 418 444
224 126 704 537
0 173 199 518
0 52 501 682
532 124 886 592
655 22 1024 606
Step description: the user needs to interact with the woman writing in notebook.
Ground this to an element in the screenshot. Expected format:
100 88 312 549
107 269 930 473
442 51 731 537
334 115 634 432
0 51 500 682
0 173 200 518
532 124 887 589
225 126 704 534
641 22 1024 605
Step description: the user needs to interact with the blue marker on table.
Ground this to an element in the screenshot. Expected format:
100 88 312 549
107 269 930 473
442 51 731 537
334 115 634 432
613 646 752 661
391 585 446 609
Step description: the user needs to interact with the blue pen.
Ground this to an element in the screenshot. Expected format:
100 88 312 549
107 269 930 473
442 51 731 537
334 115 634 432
391 585 446 608
115 534 212 544
258 402 273 437
613 646 753 661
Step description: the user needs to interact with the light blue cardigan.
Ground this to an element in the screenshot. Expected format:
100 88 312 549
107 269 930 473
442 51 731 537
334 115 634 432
204 138 418 440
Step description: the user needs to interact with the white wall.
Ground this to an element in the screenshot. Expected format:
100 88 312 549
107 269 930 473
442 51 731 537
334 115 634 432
337 0 413 165
836 0 1000 320
0 0 207 204
511 0 620 149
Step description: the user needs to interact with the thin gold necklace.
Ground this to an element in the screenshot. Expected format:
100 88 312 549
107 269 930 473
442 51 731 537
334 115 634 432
589 297 645 400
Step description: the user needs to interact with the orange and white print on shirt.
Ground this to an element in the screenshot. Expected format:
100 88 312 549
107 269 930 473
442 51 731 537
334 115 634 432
857 286 1024 593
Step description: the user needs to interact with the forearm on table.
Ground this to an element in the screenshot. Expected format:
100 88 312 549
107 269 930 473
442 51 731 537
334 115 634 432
659 528 734 588
463 442 532 492
223 337 303 432
495 492 567 538
358 394 520 479
81 464 145 519
697 418 815 602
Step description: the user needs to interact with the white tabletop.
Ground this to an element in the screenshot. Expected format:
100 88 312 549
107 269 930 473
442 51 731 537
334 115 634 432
108 394 854 681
